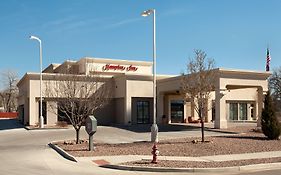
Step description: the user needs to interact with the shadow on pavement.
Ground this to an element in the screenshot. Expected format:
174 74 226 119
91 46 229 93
0 119 24 130
111 124 201 133
216 135 267 140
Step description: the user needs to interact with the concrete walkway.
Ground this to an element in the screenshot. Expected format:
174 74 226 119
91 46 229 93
79 151 281 165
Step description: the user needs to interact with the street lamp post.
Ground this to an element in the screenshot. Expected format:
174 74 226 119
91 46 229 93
30 35 44 128
141 9 159 163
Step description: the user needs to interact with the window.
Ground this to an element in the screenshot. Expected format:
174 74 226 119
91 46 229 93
137 101 150 124
229 102 249 121
229 103 238 120
239 103 247 120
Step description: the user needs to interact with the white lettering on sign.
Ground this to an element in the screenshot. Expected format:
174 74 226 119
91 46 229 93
102 64 138 72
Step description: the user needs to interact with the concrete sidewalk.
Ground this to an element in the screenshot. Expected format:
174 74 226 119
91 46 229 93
78 151 281 165
76 151 281 173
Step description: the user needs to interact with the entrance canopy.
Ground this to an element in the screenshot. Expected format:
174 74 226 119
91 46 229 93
157 68 271 129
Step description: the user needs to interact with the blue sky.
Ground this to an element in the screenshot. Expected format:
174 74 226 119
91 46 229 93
0 0 281 77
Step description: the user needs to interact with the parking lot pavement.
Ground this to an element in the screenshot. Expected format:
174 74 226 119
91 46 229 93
0 119 239 145
0 119 249 175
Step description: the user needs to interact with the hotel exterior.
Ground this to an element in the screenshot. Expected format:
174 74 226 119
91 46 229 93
17 57 271 129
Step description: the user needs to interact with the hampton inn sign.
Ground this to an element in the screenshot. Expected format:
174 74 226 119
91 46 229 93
102 64 138 72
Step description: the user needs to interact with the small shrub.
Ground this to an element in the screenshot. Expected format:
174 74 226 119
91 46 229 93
56 121 68 127
34 122 39 127
261 91 281 140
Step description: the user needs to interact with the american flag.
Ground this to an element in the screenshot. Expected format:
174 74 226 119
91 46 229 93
266 48 271 71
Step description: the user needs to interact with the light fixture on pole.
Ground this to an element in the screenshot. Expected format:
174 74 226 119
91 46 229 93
30 35 44 128
141 9 159 163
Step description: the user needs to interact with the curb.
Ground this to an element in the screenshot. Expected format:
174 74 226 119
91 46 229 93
240 162 281 171
24 126 30 130
48 143 77 162
205 128 239 134
100 162 281 173
25 126 69 131
100 164 239 173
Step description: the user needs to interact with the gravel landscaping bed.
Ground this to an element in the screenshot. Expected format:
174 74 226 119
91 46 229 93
122 157 281 168
208 125 258 133
56 126 281 157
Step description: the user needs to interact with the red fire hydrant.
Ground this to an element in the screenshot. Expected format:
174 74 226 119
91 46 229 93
151 143 159 164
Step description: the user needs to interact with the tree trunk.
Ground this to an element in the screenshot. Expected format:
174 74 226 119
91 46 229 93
200 106 205 142
201 118 205 142
75 129 80 144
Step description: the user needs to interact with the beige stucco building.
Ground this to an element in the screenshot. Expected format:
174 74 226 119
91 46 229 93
17 57 271 129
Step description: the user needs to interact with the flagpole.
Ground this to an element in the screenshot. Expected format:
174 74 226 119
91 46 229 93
266 46 271 72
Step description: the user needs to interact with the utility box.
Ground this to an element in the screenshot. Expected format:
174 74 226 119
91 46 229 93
85 115 97 136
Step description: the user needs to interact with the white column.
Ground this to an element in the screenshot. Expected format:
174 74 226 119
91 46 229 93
247 103 251 121
167 96 171 123
47 101 57 125
191 99 196 120
125 96 132 125
207 98 212 122
225 103 230 121
29 97 37 125
215 89 228 129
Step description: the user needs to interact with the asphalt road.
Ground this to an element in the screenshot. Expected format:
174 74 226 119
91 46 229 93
0 119 281 175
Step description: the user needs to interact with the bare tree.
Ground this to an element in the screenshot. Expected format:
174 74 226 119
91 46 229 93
0 70 19 112
269 67 281 112
181 49 216 142
45 73 113 144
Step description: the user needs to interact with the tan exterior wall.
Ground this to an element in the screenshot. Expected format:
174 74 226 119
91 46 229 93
127 80 153 97
17 58 271 128
114 76 126 98
115 98 125 124
17 79 29 124
94 100 115 125
46 101 57 125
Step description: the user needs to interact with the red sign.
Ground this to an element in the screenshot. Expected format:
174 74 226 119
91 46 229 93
102 64 138 72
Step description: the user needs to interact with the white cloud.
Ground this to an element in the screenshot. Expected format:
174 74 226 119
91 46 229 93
106 17 143 29
41 16 107 33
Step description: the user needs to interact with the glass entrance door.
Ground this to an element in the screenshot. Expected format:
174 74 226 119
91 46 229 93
137 101 150 124
171 100 184 123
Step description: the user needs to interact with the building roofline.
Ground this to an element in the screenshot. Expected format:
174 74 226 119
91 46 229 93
78 57 153 66
17 72 113 87
217 68 272 76
17 73 28 87
157 68 271 84
42 63 61 73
